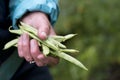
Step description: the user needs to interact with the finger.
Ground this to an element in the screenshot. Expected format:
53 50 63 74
38 22 50 40
30 39 45 66
22 33 33 61
18 35 24 58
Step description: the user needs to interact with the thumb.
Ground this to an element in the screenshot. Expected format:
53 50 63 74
38 25 50 40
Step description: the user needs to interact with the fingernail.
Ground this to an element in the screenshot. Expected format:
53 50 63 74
39 32 47 40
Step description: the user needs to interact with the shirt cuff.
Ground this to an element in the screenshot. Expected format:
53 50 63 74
10 0 59 29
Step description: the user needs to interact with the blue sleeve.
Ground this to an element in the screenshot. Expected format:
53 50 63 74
9 0 59 29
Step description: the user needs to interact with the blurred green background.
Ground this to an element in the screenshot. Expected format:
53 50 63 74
50 0 120 80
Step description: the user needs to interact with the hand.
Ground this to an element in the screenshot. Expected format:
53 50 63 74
18 12 59 66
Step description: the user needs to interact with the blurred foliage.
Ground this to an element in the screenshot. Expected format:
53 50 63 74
50 0 120 80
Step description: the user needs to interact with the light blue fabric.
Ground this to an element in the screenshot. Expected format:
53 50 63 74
9 0 59 29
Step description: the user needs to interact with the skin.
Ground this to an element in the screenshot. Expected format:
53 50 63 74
17 12 59 67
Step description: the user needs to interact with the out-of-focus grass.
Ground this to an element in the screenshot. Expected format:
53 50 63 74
50 0 120 80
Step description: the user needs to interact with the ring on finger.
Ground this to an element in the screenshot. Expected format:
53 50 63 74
29 60 35 64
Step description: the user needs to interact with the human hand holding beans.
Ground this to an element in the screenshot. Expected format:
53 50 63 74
18 12 59 66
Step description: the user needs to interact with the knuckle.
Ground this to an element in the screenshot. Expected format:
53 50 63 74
18 53 24 58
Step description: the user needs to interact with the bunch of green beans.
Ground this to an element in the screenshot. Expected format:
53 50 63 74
4 22 88 70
